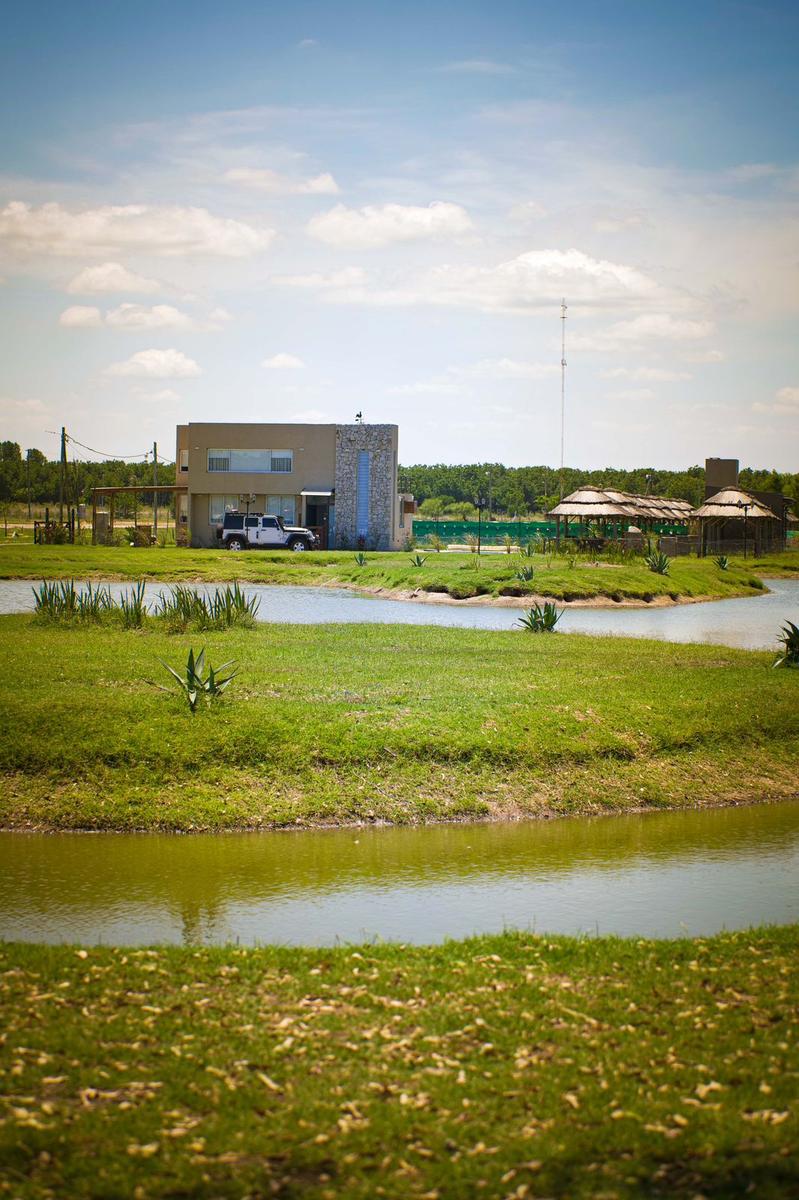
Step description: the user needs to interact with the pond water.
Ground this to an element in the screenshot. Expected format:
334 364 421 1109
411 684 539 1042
2 802 797 947
0 577 797 649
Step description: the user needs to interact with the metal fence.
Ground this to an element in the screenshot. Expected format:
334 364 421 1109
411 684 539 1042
411 519 691 544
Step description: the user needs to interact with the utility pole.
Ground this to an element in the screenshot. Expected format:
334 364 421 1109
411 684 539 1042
59 427 67 524
153 442 158 537
559 300 567 501
26 449 32 519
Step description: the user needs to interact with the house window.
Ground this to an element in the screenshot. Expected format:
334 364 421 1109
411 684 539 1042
207 449 293 474
267 495 296 524
209 495 240 525
179 449 189 472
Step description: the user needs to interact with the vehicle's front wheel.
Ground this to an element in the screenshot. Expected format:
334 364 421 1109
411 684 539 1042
227 536 246 551
289 538 309 552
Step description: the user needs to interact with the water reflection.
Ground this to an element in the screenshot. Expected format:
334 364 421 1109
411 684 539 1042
2 802 797 946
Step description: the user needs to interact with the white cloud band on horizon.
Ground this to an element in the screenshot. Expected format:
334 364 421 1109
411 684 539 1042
262 353 304 369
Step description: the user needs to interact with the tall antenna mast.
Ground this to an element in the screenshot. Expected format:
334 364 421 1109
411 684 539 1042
559 298 567 500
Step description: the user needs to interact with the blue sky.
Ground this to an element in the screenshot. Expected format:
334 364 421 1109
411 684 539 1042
1 0 797 469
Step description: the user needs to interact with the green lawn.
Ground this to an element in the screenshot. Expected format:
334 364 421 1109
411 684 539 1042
2 617 797 831
1 542 797 602
1 928 796 1199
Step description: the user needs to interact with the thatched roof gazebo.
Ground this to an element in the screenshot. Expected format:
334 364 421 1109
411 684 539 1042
549 486 692 542
691 487 780 557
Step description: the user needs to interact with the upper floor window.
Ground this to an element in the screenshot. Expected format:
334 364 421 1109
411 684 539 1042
207 448 293 474
179 449 189 473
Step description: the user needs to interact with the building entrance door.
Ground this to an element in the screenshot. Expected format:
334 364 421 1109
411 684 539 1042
305 499 329 549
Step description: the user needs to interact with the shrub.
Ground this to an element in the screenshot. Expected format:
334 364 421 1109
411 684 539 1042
516 602 562 633
502 534 514 554
120 581 147 629
714 555 730 571
515 565 534 583
520 541 536 558
774 620 799 669
465 534 479 554
644 551 671 576
425 533 445 553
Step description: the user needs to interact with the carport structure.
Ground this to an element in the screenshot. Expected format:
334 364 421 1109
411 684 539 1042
91 485 188 544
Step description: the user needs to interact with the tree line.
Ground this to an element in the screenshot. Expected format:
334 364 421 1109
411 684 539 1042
400 461 799 518
1 440 796 517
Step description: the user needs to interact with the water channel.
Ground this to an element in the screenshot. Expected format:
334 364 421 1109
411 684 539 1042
2 802 797 947
0 576 797 649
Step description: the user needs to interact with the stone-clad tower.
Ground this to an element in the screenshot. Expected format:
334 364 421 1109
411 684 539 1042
334 424 399 549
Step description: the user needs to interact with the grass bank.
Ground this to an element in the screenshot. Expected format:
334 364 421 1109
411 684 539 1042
1 618 797 832
1 928 796 1198
2 543 798 603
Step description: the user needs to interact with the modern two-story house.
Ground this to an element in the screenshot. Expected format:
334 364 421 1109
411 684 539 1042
175 421 411 549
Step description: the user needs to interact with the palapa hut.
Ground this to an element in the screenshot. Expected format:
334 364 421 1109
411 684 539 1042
691 487 782 556
548 486 691 544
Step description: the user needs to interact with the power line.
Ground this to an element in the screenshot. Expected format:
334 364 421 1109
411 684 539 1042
65 433 151 460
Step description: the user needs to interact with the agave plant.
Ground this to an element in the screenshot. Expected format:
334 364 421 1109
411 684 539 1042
773 620 799 669
714 555 730 571
155 647 238 713
519 541 536 558
409 553 427 568
515 564 535 583
354 552 368 567
516 602 561 632
644 551 671 576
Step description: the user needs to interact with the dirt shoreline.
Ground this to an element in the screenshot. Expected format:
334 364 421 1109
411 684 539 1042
3 792 795 837
330 580 768 609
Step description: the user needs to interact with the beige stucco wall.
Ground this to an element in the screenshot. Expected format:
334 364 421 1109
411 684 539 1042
177 423 337 547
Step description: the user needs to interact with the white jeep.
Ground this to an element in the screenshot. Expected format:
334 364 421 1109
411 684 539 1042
218 511 317 552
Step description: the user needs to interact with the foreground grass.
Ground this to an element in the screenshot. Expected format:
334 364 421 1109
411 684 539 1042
1 617 798 831
2 543 798 602
1 929 796 1198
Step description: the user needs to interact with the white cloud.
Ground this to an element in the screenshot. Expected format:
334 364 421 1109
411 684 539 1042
105 348 201 378
135 387 181 404
59 305 103 328
601 366 692 382
272 266 367 290
224 167 340 195
608 387 657 402
66 262 161 294
593 213 646 233
307 202 473 248
298 38 318 48
419 248 661 313
105 303 195 331
753 386 799 415
0 201 273 257
508 200 548 223
439 59 515 75
573 314 715 352
262 353 304 369
453 358 560 380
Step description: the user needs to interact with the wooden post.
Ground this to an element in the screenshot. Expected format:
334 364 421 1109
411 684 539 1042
110 494 115 537
153 442 158 539
91 493 97 545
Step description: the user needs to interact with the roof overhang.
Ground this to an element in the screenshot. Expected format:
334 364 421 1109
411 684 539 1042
300 489 333 497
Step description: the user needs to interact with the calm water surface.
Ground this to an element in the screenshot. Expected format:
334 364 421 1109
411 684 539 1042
2 802 797 947
0 577 797 649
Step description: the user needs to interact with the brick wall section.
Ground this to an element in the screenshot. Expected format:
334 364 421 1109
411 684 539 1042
334 424 397 549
